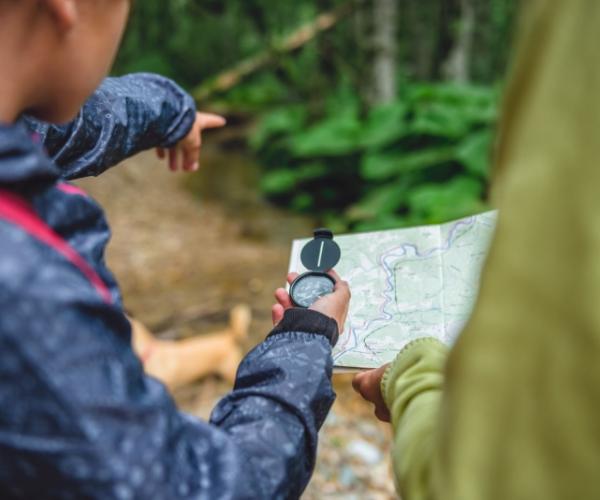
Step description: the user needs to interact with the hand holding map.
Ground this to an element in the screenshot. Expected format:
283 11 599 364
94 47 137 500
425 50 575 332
289 212 497 369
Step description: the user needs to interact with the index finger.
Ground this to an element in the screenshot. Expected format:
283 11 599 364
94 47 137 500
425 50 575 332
327 269 342 282
328 270 350 293
331 273 350 298
198 112 227 130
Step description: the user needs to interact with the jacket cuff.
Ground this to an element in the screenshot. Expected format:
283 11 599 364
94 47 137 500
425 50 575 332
155 77 197 148
381 337 447 408
269 308 339 347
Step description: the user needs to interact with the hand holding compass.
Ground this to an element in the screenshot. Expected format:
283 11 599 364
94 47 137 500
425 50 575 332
289 229 342 308
273 228 350 332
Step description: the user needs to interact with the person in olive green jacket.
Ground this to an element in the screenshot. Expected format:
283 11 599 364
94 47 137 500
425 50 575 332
353 1 600 499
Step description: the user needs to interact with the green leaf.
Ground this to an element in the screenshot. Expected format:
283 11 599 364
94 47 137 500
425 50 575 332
291 193 314 211
251 105 307 151
407 176 486 223
322 212 350 234
353 214 412 232
346 182 409 221
410 101 471 138
260 162 327 195
324 83 361 118
455 129 494 178
290 116 362 157
407 83 498 138
360 102 408 149
406 83 496 111
260 169 297 194
361 147 455 180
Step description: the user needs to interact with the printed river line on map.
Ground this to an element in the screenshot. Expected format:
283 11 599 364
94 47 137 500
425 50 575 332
288 211 498 369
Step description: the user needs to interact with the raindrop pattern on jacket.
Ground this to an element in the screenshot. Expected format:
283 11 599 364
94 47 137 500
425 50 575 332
0 75 336 499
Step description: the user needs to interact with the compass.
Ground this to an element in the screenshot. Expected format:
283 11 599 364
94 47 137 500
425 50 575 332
289 228 341 308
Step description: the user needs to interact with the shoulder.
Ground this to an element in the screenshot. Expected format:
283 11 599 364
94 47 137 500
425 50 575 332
0 219 48 289
0 218 107 307
0 217 133 362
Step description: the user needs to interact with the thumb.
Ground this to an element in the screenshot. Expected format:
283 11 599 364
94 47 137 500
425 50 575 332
271 303 285 326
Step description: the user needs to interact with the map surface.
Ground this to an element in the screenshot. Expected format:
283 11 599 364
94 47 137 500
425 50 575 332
288 211 498 369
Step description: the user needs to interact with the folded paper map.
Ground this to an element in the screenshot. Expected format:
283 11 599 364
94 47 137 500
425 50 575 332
288 211 498 369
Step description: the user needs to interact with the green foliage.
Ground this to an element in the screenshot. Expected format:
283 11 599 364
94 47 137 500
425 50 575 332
261 162 327 194
116 1 304 87
407 176 486 222
360 102 408 149
456 129 494 178
220 74 292 111
290 115 363 157
114 0 514 233
360 147 456 180
252 82 499 230
250 104 307 151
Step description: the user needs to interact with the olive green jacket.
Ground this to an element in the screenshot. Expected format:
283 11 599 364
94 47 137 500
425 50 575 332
382 1 600 499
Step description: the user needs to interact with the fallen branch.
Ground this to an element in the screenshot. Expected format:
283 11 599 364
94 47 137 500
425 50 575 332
192 2 355 102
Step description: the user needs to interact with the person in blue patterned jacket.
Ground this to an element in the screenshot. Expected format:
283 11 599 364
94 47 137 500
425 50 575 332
0 1 350 499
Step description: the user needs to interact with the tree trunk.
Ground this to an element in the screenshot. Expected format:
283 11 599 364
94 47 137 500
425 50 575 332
405 0 445 80
443 0 476 83
355 0 398 108
370 0 398 105
354 0 372 109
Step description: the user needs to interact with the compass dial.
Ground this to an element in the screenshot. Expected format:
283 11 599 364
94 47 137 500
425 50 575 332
290 273 335 308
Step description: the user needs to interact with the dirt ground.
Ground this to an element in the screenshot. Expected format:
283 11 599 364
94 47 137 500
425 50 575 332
76 143 397 499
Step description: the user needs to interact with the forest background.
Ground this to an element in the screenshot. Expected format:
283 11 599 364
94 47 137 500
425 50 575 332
114 0 518 232
104 3 519 495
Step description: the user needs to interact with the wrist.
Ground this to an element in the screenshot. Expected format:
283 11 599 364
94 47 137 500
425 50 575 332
269 308 339 347
158 79 196 148
380 337 447 408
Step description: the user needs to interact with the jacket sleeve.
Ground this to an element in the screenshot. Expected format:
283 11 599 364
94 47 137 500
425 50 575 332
379 3 600 500
22 73 197 179
0 260 336 500
380 338 448 500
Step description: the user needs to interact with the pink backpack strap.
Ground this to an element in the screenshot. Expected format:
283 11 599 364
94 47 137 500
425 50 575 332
57 181 89 197
0 189 112 304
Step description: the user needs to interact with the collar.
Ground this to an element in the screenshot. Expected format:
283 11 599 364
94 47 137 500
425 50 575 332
0 121 59 186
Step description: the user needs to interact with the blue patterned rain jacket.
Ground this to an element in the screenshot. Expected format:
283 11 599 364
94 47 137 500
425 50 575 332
0 74 337 499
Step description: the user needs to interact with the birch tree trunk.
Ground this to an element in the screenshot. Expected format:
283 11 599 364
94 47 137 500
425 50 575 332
371 0 398 105
355 0 398 108
354 0 372 107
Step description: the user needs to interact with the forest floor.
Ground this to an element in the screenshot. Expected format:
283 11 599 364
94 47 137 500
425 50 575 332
77 135 397 499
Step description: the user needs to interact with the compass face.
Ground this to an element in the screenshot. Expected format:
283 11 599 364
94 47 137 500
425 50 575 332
300 237 340 272
290 273 335 308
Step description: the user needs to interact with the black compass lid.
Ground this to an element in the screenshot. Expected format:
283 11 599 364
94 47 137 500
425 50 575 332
300 228 341 272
